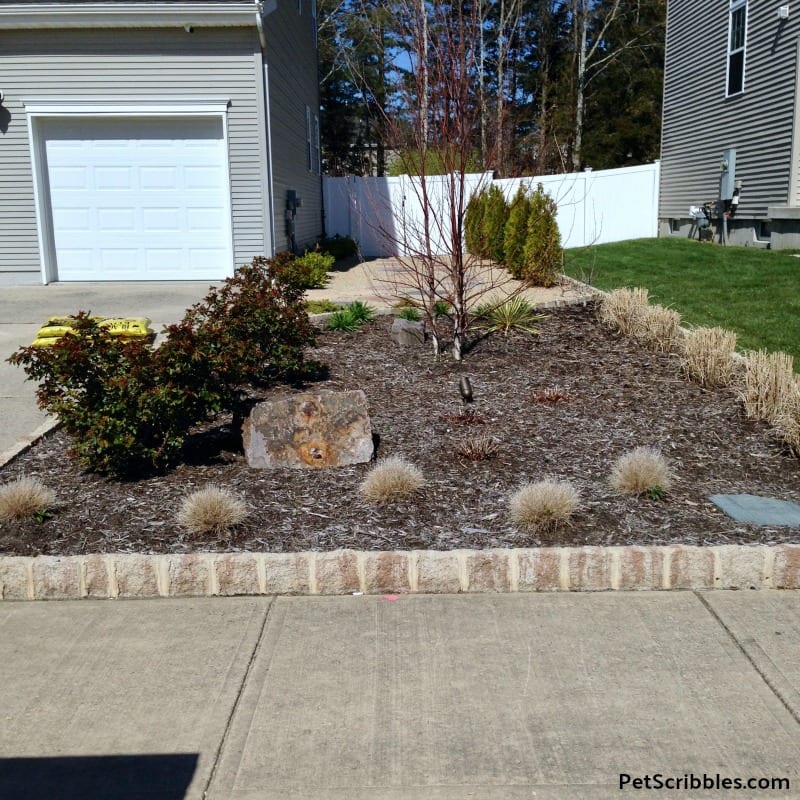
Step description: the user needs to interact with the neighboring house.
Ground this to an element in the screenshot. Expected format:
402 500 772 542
660 0 800 248
0 0 322 284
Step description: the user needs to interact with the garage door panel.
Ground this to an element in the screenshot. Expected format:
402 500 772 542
41 117 233 281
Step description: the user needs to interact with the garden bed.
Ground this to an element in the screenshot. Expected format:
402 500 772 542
2 300 800 557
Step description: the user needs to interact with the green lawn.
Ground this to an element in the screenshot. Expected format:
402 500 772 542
564 237 800 362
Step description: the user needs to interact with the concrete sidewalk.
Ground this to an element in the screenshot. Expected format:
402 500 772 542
0 591 798 799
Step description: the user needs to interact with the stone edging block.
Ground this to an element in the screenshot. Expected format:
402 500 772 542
1 545 799 601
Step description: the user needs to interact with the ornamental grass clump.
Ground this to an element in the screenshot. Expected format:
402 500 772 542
0 477 57 521
177 485 247 535
638 304 682 353
599 287 650 338
359 456 425 505
610 446 672 498
456 434 499 462
681 326 738 388
740 349 798 424
508 479 580 532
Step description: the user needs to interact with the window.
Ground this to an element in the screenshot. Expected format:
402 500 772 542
727 0 747 95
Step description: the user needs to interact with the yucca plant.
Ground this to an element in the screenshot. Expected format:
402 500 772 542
346 301 376 323
474 296 547 336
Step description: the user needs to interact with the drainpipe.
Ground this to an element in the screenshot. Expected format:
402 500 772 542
255 0 277 255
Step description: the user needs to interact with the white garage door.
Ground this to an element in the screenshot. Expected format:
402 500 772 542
41 117 233 281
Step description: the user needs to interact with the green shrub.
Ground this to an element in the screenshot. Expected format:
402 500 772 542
346 301 376 323
482 185 510 264
465 190 486 257
305 299 342 314
10 315 212 476
464 185 509 261
503 187 532 276
520 184 562 286
9 256 315 477
174 254 315 393
295 250 335 288
397 306 421 322
433 300 452 318
326 302 374 331
319 235 358 262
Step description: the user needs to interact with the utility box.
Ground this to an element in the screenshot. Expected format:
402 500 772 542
720 149 737 200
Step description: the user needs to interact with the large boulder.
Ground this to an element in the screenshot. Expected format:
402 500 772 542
243 390 374 469
391 317 426 346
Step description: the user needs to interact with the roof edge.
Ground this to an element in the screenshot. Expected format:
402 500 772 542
0 3 259 30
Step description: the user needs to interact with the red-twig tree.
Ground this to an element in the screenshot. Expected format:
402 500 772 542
354 0 533 361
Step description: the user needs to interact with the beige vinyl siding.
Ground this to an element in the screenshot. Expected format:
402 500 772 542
0 26 269 283
264 0 322 252
660 0 799 220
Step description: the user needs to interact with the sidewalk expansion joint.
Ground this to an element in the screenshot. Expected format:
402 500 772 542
201 596 276 800
694 591 800 728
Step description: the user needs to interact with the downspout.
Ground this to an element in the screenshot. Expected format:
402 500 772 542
256 0 277 255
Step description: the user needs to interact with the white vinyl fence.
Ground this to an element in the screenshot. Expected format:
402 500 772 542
323 161 660 258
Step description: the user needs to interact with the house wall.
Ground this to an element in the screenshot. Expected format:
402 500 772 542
263 0 323 254
0 25 270 284
660 0 800 244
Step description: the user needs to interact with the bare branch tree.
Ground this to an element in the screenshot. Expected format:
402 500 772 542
352 0 537 361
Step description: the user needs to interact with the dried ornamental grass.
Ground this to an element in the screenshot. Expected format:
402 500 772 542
456 434 499 461
638 304 682 353
599 287 650 337
359 456 425 504
610 446 673 497
508 479 580 532
740 350 798 424
681 326 737 388
177 485 247 535
0 477 57 521
773 399 800 456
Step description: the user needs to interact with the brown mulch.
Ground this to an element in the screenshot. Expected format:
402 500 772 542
2 300 800 556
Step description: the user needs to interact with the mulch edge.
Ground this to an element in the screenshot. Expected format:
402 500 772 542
2 544 799 600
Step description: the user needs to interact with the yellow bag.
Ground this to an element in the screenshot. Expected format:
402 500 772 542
36 325 75 339
29 337 64 348
99 317 153 338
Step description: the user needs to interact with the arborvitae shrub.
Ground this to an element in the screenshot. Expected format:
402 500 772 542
520 184 562 286
503 186 532 276
464 190 487 257
481 185 510 264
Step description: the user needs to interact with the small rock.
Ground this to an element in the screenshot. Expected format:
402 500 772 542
243 390 374 469
391 317 426 346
